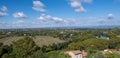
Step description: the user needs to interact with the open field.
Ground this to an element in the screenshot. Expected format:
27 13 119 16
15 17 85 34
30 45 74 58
0 36 65 46
0 36 23 46
34 36 65 46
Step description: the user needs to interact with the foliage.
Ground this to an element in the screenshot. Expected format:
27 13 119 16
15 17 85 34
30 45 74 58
67 39 109 50
46 51 70 58
86 51 105 58
0 45 12 58
28 50 46 58
105 53 120 58
11 36 38 58
0 28 120 58
108 38 120 49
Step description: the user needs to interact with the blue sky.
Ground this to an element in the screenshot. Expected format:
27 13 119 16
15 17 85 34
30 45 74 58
0 0 120 29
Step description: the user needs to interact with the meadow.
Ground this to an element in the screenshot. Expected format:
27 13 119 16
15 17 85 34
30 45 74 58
0 36 65 46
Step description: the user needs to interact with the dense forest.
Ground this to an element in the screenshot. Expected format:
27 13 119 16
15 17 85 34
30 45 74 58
0 28 120 58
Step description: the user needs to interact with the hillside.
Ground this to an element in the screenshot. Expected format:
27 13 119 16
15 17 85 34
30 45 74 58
0 36 65 46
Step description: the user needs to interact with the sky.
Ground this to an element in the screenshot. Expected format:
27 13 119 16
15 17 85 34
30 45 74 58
0 0 120 29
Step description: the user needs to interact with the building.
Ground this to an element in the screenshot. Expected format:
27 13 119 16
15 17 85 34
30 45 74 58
65 50 87 58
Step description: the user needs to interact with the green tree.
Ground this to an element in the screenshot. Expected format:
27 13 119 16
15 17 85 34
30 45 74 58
105 53 120 58
0 45 12 58
46 51 70 58
11 36 37 58
29 50 46 58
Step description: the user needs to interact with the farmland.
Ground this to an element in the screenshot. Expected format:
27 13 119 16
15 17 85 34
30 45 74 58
0 36 65 46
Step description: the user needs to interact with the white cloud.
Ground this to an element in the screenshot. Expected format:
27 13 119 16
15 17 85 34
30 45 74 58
38 14 50 21
0 6 8 12
70 1 81 8
69 0 92 13
13 12 27 18
32 0 46 12
70 1 86 12
38 14 65 23
0 12 8 17
0 6 8 17
75 6 86 12
38 14 75 24
107 13 114 19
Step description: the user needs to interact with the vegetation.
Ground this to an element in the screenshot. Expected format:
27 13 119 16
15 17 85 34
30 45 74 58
0 36 65 47
0 28 120 58
67 38 109 50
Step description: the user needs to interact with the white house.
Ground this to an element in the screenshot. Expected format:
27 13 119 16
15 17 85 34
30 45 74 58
65 50 87 58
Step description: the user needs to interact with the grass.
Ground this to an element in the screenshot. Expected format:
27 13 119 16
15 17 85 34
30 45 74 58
0 36 65 46
0 36 24 46
34 36 65 46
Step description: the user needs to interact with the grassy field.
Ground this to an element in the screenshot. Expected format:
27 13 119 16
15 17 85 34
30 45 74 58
0 36 65 46
0 36 24 46
34 36 65 46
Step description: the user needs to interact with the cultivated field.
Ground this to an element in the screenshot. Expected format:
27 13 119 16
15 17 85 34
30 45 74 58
0 36 65 46
34 36 65 46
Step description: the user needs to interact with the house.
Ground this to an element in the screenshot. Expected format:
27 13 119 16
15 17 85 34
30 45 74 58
65 50 87 58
